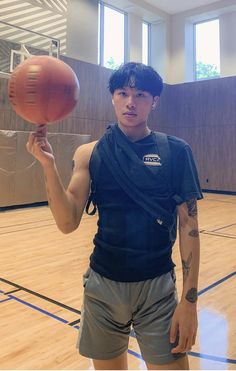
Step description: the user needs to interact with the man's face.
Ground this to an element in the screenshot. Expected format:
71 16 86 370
112 86 159 128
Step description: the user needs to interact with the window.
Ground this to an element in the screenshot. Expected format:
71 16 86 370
194 19 220 80
142 22 150 65
99 2 127 69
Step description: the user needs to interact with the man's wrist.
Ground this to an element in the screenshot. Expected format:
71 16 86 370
183 287 198 303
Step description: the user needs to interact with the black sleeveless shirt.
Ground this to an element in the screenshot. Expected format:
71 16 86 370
89 128 203 282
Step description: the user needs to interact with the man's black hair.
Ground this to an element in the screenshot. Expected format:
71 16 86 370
108 62 163 97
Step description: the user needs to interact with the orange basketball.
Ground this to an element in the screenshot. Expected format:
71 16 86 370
8 55 80 124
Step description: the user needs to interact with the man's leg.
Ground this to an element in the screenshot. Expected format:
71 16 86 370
93 351 128 370
146 354 189 370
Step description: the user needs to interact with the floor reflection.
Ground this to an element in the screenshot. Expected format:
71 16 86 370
199 308 228 370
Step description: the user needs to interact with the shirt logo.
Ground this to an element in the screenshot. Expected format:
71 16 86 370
143 154 162 166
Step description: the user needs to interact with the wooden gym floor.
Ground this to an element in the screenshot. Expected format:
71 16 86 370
0 193 235 370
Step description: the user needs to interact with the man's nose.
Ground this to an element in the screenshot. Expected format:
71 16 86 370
126 96 136 108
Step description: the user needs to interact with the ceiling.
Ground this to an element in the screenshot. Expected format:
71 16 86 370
143 0 224 15
104 0 234 23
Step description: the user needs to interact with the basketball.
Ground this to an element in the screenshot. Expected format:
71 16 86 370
8 55 80 124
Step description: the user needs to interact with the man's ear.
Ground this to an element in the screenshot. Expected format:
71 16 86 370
152 96 159 109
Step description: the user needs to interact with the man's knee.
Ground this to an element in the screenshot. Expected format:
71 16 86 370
92 351 128 370
146 354 189 370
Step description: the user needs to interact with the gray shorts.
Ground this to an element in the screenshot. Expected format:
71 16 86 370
77 268 184 365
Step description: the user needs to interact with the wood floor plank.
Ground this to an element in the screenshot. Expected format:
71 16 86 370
0 193 235 369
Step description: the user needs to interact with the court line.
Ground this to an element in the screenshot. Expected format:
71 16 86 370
198 271 236 296
0 223 56 236
0 277 81 315
0 297 13 304
0 218 53 229
8 294 69 324
127 349 143 360
68 319 81 326
0 272 235 365
201 231 236 240
188 351 236 365
211 222 236 232
5 288 21 294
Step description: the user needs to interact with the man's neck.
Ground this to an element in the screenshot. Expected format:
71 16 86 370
117 123 151 142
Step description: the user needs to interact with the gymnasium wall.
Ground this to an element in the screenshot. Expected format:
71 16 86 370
149 76 236 193
0 58 236 193
0 56 116 140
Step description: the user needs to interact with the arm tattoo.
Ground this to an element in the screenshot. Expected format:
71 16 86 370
186 198 197 217
182 252 192 282
189 229 199 238
185 288 198 303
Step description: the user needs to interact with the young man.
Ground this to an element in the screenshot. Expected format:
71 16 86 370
27 62 202 370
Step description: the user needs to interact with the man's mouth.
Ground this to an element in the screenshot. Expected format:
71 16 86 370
123 112 137 116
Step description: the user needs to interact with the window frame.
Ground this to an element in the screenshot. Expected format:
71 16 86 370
98 1 128 68
194 17 220 81
142 20 151 66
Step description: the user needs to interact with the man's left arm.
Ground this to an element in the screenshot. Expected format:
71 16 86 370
170 198 200 353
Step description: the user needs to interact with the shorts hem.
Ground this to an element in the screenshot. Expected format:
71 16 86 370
78 346 128 361
142 351 186 365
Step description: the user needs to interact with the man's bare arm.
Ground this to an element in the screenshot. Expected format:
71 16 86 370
43 143 94 233
27 125 96 233
170 198 200 353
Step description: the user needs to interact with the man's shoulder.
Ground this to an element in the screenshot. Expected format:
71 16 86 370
73 140 98 166
166 134 188 148
165 134 190 157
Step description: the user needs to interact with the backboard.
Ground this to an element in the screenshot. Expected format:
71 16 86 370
0 21 60 78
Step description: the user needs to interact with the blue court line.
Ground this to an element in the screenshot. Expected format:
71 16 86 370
8 295 69 324
128 349 143 360
198 271 236 296
188 351 236 365
0 297 13 304
0 271 235 365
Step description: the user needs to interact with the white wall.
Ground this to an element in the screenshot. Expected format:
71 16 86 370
65 0 236 84
220 11 236 77
127 13 142 63
67 0 98 64
168 0 236 84
151 20 171 83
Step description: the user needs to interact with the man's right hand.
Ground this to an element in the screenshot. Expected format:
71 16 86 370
26 124 54 167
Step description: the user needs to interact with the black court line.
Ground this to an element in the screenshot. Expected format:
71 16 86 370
1 272 235 365
5 288 22 294
201 231 236 240
68 319 80 326
0 222 56 236
0 277 81 315
0 218 53 229
211 222 236 233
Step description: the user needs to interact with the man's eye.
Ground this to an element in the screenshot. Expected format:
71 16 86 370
137 93 145 97
118 91 126 96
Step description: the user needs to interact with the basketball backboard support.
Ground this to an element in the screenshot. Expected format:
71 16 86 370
0 21 60 78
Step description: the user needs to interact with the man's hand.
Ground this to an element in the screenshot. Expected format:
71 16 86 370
26 124 54 167
170 301 198 353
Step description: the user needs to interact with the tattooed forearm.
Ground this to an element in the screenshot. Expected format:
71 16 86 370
186 198 198 217
185 287 198 303
189 229 199 238
182 252 192 282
